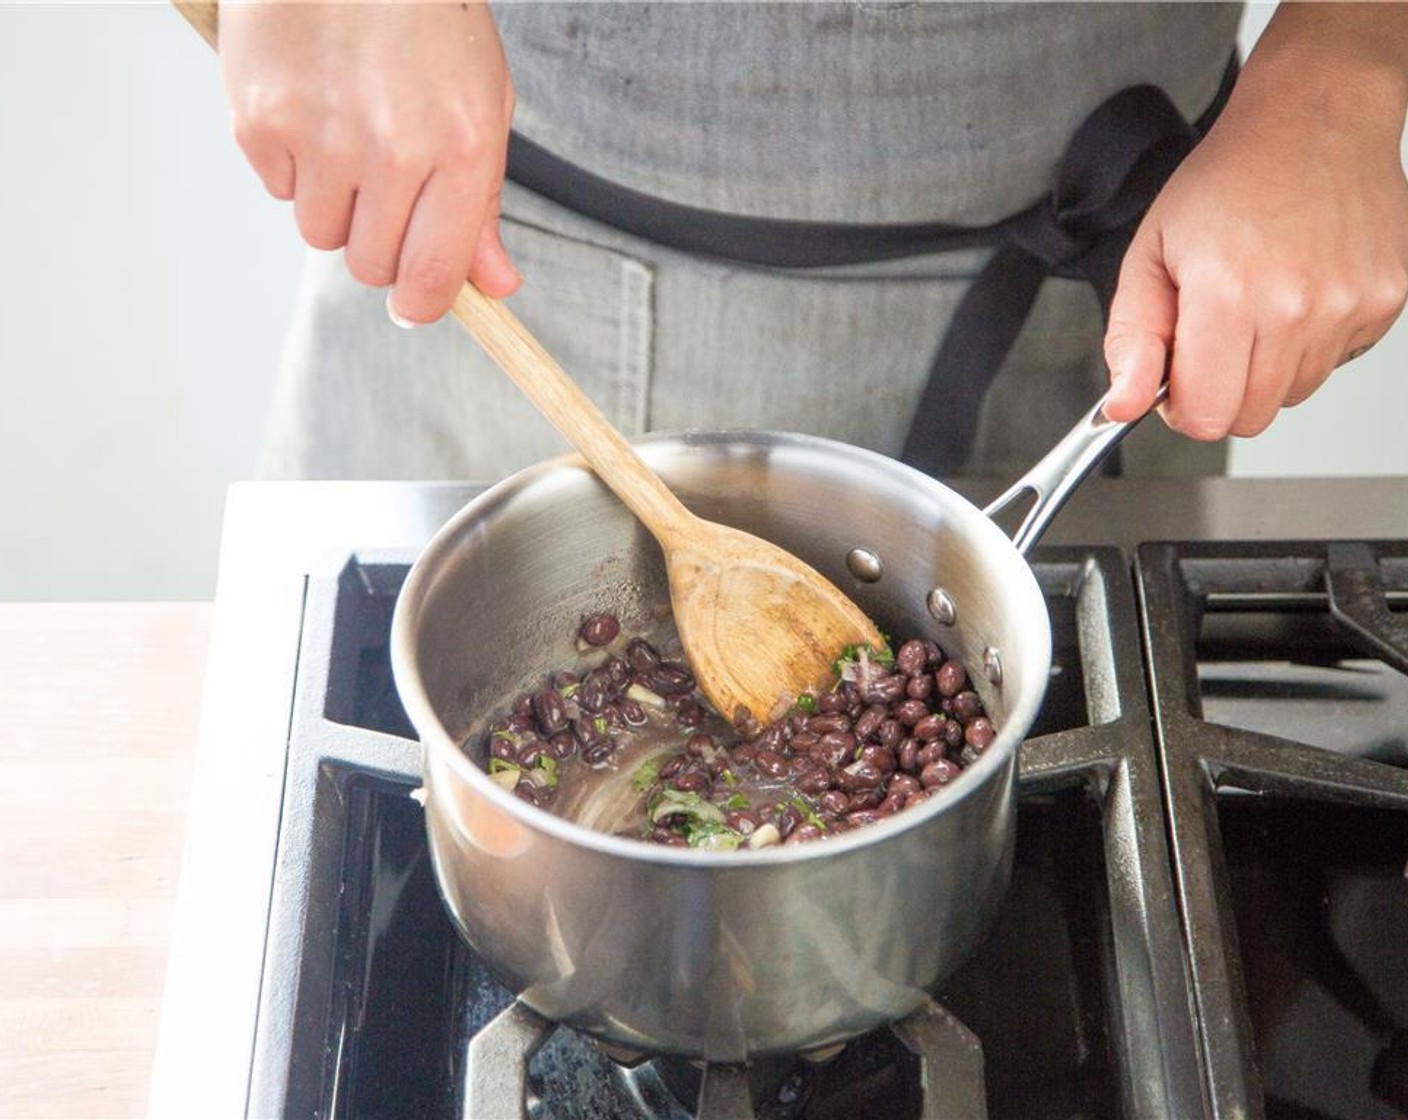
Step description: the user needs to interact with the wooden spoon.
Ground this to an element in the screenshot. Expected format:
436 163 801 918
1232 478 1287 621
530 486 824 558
451 283 884 722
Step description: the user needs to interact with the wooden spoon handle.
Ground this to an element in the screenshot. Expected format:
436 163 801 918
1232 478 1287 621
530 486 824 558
451 283 693 540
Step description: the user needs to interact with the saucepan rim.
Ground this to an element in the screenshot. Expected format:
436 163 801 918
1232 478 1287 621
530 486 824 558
390 428 1052 867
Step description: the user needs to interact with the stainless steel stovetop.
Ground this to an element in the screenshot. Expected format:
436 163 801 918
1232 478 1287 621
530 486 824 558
147 476 1408 1120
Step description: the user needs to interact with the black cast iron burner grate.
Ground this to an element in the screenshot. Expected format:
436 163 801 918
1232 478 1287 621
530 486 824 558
1136 540 1408 1120
246 547 1203 1119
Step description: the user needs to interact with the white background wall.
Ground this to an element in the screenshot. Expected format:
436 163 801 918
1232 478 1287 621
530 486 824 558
1 3 1404 602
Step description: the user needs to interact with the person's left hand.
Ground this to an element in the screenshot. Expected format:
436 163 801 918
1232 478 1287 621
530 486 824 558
1103 14 1408 439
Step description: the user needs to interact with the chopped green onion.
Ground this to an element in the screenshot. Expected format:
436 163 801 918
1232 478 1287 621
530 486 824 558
722 792 750 812
534 755 560 788
795 694 819 714
791 796 826 830
488 758 521 775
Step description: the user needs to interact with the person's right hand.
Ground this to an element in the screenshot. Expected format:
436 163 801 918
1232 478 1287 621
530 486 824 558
219 0 521 325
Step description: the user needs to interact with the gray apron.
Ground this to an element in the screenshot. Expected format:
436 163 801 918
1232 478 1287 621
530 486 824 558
260 2 1242 483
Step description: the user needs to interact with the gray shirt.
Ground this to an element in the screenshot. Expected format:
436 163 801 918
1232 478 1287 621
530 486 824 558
493 2 1243 225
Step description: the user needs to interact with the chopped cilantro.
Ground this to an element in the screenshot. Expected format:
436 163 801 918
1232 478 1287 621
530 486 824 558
685 821 743 851
722 792 750 811
631 757 661 792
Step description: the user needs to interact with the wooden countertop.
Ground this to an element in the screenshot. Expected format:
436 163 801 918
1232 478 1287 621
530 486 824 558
0 604 210 1120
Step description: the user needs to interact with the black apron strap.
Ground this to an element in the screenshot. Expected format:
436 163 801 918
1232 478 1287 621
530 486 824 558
900 67 1236 476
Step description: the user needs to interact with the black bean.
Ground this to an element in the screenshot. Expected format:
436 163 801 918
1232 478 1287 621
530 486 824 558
579 613 621 647
506 711 534 734
859 745 897 774
843 809 881 829
906 674 934 701
876 792 907 817
648 662 696 696
943 719 965 749
839 761 884 792
604 656 632 687
920 759 962 788
862 673 908 705
795 766 831 795
817 690 848 715
726 810 759 834
733 742 758 765
659 754 688 780
965 717 996 750
853 705 886 742
582 741 615 765
513 694 535 720
888 774 922 798
951 690 983 723
808 713 851 735
518 742 544 768
618 699 648 727
790 730 820 752
674 770 710 794
675 700 706 729
489 736 518 762
916 742 947 768
546 731 576 760
777 805 804 838
898 738 919 773
576 670 615 714
935 659 968 698
551 670 579 691
848 788 885 811
959 745 981 767
912 713 945 742
895 639 928 676
814 731 856 767
922 640 945 669
653 829 689 848
786 824 825 845
513 781 544 806
894 698 929 728
531 688 568 735
755 749 791 778
626 638 661 674
819 790 851 815
906 789 933 809
877 719 904 751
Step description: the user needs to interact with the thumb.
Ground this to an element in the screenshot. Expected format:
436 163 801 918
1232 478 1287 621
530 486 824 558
1103 227 1176 422
467 187 522 299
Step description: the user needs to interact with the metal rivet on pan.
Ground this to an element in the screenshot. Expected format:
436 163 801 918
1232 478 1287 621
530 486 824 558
926 587 957 626
846 548 884 583
983 647 1003 686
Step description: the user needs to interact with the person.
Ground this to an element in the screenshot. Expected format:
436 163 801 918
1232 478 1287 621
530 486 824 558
215 2 1408 483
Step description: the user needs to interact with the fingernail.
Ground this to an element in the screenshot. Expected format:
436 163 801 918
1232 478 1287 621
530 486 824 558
386 291 417 330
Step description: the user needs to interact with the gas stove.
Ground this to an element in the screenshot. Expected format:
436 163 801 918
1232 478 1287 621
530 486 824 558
148 477 1408 1120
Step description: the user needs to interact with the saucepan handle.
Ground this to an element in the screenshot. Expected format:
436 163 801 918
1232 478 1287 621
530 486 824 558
982 383 1169 556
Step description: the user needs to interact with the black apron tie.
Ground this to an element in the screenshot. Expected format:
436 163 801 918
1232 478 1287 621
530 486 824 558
899 85 1205 477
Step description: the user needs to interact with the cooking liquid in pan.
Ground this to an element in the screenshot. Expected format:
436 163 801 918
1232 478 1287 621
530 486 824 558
470 613 997 849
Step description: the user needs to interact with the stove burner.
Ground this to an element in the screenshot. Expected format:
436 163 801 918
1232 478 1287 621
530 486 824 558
463 998 985 1120
1138 540 1408 1120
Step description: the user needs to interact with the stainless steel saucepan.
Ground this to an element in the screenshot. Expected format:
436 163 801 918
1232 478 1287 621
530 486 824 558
390 390 1158 1061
